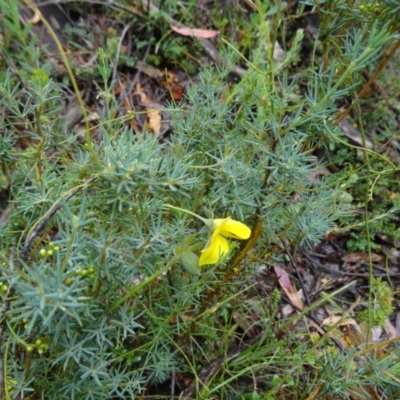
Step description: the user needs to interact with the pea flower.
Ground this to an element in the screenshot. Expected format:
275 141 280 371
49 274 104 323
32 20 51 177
199 217 251 266
165 205 251 267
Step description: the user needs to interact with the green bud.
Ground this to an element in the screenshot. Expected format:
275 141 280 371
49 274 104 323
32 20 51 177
47 249 54 256
26 345 34 353
337 192 353 203
331 190 353 203
37 348 44 355
35 339 42 346
72 215 80 228
180 251 201 275
32 68 50 85
102 165 119 183
39 249 47 257
184 233 198 246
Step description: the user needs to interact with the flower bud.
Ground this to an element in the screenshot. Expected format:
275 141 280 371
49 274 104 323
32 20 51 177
180 251 201 275
331 190 353 203
39 249 47 257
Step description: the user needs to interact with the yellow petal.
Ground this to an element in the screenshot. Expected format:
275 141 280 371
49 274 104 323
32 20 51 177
214 218 251 240
199 234 229 266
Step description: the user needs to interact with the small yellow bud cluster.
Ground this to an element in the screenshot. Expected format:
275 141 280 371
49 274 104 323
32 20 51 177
74 265 96 280
64 277 74 285
22 318 29 330
26 339 48 355
39 242 60 258
359 2 381 14
0 281 8 294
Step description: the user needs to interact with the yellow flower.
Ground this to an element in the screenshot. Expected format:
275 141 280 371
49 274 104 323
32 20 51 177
199 217 251 266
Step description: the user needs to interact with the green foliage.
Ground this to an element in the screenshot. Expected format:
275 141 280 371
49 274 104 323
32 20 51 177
0 1 400 399
359 277 395 327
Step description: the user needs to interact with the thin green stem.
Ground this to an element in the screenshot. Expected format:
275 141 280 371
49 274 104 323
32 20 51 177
164 204 210 226
355 97 373 345
111 254 181 310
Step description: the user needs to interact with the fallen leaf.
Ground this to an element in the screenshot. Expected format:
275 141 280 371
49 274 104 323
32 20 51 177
308 166 331 182
384 319 397 339
273 41 286 61
134 83 162 134
147 109 161 134
396 312 400 336
369 326 383 343
135 61 163 78
159 71 185 101
273 264 303 310
170 25 219 38
322 316 361 332
342 252 382 263
123 97 140 134
281 303 295 317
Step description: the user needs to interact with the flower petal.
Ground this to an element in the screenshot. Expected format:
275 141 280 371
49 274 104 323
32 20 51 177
199 234 229 266
212 217 231 234
214 218 251 240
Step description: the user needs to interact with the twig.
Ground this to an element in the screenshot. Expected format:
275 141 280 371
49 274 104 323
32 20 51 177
19 177 97 261
334 39 400 126
112 21 134 84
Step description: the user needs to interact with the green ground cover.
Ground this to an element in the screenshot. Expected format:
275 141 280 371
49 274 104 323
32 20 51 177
0 1 399 399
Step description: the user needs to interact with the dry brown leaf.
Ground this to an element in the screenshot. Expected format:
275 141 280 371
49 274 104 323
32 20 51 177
134 83 162 134
159 71 185 101
135 61 163 78
384 319 397 339
170 25 219 38
396 312 400 336
342 252 382 263
369 326 383 343
273 264 304 310
147 110 161 134
322 316 361 332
